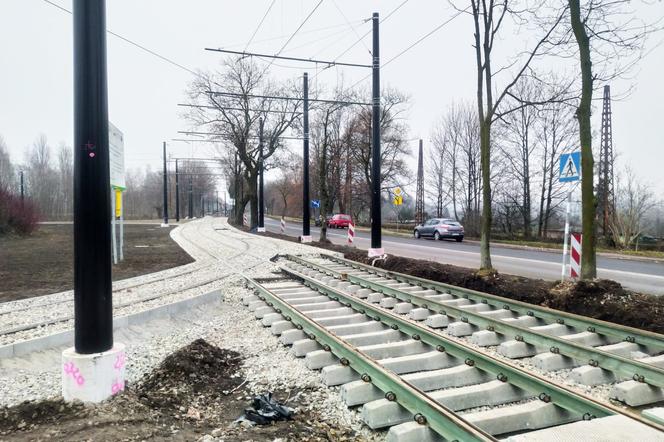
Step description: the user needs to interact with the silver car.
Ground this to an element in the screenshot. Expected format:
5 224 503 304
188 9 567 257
413 218 464 242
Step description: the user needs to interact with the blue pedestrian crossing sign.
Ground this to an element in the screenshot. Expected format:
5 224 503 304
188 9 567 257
559 152 581 183
311 199 320 208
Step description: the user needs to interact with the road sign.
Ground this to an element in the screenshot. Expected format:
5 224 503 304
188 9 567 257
394 187 402 196
311 199 320 208
109 122 125 190
393 195 403 206
559 152 581 183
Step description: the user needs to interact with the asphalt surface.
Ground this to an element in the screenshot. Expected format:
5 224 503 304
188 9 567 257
264 218 664 296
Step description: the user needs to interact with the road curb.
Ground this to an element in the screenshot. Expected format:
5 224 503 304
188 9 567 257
0 288 223 359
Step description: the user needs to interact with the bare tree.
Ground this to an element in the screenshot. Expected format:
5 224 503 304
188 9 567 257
346 87 411 195
609 167 657 249
565 0 658 278
0 136 14 192
464 0 567 269
185 58 301 227
535 96 577 237
57 143 73 219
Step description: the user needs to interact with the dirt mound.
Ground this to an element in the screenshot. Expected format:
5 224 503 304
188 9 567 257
340 249 553 305
546 280 664 334
136 338 243 413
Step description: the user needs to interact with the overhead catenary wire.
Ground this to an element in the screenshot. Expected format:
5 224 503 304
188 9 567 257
244 0 277 52
331 0 411 63
42 0 200 77
206 90 371 106
347 7 470 91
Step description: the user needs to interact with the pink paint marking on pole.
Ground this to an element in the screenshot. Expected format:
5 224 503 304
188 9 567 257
114 352 126 371
111 378 125 395
348 221 355 245
243 213 248 226
280 216 286 234
63 362 85 386
570 233 582 278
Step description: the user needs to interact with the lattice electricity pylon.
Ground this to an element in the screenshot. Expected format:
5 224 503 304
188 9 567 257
597 85 615 236
415 139 425 224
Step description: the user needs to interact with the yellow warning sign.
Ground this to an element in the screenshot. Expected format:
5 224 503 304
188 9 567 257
393 195 403 206
115 189 122 218
394 187 402 196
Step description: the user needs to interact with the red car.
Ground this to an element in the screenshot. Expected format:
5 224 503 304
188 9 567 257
327 214 352 229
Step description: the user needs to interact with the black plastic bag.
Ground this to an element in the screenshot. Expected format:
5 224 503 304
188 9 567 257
238 392 294 425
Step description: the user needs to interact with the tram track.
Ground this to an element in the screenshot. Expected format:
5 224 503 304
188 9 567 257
289 254 664 409
0 220 272 347
243 261 664 441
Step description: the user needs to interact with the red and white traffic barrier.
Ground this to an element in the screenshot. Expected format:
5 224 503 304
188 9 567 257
280 216 286 234
348 221 355 246
243 213 248 226
570 233 582 278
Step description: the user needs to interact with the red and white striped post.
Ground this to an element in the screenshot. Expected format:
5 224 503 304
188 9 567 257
570 233 582 278
348 221 355 246
243 213 247 226
280 216 286 234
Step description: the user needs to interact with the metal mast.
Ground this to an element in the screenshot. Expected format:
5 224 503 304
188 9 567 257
598 85 615 236
415 139 425 223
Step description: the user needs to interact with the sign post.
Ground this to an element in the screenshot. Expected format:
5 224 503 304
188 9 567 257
109 122 125 264
559 152 581 280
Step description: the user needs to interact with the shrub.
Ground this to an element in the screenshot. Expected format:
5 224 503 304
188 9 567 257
0 188 40 236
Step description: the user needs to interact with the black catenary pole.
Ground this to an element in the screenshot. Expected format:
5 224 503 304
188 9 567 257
20 170 24 202
258 117 265 231
370 12 382 255
162 141 168 225
188 175 193 219
175 159 180 222
215 190 219 214
302 72 310 240
73 0 113 354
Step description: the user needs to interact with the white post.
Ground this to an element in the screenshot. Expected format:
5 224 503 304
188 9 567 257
111 186 117 265
561 191 571 280
119 190 124 261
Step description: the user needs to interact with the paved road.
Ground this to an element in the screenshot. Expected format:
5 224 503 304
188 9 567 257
264 218 664 296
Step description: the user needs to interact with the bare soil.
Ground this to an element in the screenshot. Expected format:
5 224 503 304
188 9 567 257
255 228 664 335
0 339 366 441
0 223 194 303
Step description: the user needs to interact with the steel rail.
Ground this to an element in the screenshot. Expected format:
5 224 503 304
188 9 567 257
287 255 664 391
320 254 664 351
279 265 635 428
244 275 496 442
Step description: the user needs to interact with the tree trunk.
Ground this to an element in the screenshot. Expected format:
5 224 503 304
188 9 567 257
569 0 597 279
479 116 492 269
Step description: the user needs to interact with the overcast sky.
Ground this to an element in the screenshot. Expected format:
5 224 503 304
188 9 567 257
1 0 663 196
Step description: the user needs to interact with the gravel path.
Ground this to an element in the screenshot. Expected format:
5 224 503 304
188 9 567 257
0 217 380 441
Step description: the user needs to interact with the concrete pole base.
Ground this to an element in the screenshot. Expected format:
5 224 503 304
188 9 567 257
368 247 385 258
300 235 313 243
62 342 127 403
160 223 169 228
257 227 266 232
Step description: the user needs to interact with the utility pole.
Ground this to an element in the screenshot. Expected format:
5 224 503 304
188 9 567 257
215 190 219 214
258 117 266 233
302 72 311 242
19 170 24 202
415 139 425 222
200 194 204 217
598 85 615 237
162 142 168 226
175 159 180 222
188 175 193 219
369 12 383 257
65 0 125 403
